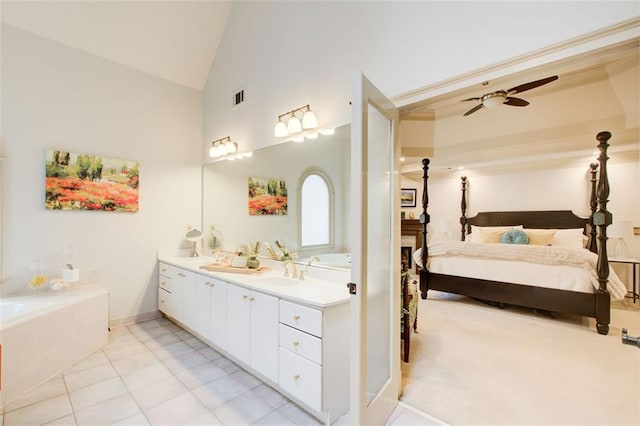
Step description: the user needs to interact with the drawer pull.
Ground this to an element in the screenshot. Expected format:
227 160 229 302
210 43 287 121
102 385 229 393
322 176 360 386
292 341 300 347
250 297 255 302
293 374 300 381
243 295 249 300
293 315 301 322
161 268 167 272
161 281 166 287
160 300 165 304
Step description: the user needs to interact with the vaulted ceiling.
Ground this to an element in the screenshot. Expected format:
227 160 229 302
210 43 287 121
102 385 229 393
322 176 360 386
1 1 233 90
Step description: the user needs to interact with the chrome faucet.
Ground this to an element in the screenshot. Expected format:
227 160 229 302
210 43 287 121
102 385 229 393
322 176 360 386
283 259 298 279
307 256 320 266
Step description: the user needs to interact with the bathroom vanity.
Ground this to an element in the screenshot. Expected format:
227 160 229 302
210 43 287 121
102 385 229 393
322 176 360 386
157 256 350 424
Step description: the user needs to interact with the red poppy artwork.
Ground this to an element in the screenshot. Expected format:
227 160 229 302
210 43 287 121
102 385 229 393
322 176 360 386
248 176 287 216
45 150 139 212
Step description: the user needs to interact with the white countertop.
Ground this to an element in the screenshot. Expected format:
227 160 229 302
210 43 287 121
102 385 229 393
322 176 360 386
157 256 350 309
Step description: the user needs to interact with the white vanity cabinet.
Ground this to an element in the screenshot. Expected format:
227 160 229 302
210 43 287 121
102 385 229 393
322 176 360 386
278 299 350 423
158 262 183 321
182 273 212 340
226 283 279 383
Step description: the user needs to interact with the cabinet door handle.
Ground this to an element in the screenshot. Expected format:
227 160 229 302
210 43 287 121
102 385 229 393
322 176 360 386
292 341 300 347
161 268 167 272
293 374 300 381
160 300 165 304
161 281 166 287
249 297 255 302
242 295 249 300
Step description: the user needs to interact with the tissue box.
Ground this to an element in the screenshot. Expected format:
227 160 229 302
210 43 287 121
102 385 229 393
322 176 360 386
63 268 80 283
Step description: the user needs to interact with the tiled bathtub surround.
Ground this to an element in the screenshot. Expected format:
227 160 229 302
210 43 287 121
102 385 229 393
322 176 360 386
0 285 109 410
1 318 441 425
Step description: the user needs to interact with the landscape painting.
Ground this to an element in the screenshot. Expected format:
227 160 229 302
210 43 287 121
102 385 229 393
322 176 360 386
45 150 139 212
248 176 287 215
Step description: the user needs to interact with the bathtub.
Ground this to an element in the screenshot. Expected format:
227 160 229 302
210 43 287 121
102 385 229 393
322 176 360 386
298 253 351 269
0 285 109 410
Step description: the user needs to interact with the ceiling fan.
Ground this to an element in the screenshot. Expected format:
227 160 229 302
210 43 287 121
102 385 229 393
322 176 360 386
462 75 558 116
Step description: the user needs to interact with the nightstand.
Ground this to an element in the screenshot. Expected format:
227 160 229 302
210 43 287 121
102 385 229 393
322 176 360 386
610 257 639 303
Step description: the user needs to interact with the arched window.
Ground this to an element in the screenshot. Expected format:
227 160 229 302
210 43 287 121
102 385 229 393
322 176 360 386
299 169 334 250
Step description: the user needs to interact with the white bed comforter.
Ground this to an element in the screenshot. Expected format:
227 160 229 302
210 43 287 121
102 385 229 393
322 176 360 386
413 241 626 300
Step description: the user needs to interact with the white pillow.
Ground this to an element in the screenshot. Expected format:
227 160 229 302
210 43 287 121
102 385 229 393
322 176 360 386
551 228 587 249
469 225 523 243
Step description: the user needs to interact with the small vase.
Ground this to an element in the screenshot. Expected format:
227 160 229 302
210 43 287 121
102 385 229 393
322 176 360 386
247 257 260 269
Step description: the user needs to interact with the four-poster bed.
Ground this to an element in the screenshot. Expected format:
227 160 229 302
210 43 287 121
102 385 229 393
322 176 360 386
415 131 622 335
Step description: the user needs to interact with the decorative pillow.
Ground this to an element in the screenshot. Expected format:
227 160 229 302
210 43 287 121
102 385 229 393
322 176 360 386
469 225 523 243
524 229 557 246
501 229 529 244
551 228 587 249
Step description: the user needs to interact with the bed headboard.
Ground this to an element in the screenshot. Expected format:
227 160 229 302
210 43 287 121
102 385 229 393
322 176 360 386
465 210 589 232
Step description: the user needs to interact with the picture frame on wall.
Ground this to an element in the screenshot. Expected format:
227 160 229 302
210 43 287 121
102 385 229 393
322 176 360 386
400 188 416 208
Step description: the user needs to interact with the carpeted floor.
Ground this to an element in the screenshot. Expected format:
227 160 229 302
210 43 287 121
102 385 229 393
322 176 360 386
401 290 640 425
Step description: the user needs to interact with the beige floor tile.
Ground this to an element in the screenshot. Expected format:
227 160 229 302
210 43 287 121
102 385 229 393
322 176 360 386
198 346 224 361
127 320 163 332
68 376 129 412
278 401 322 426
74 393 140 425
252 384 289 409
142 332 183 351
143 392 221 425
42 413 77 425
213 392 274 425
162 349 209 374
120 362 174 391
110 411 150 426
130 325 174 342
174 362 228 389
111 351 159 376
5 375 67 413
230 369 262 390
103 332 141 350
212 356 241 374
192 375 250 410
150 340 194 361
184 336 208 350
253 410 296 425
103 341 150 362
64 350 110 375
64 362 119 391
128 375 188 409
4 394 73 426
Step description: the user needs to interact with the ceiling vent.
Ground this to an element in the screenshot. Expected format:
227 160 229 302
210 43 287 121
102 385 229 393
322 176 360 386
233 89 245 107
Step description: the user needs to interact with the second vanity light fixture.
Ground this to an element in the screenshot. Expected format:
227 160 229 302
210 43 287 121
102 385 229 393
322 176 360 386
209 136 238 158
274 104 318 138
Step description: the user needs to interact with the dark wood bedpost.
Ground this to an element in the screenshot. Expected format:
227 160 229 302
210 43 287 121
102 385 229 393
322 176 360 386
588 162 599 254
460 176 468 241
419 158 430 299
593 131 612 335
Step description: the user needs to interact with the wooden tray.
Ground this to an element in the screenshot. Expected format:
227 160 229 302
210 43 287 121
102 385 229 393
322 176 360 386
199 263 271 274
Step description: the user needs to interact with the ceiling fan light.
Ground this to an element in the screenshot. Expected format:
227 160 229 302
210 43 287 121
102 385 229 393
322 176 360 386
482 92 507 108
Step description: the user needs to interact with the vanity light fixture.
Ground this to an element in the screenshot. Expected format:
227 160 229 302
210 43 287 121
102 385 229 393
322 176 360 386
209 136 236 158
274 104 318 137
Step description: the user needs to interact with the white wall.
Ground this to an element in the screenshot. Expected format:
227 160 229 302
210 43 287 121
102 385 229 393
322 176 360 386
1 25 203 322
203 1 638 156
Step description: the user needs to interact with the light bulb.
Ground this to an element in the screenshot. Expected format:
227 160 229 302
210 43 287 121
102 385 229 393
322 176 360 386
274 120 288 137
287 115 302 133
209 144 217 157
225 140 237 154
293 136 304 143
320 128 335 135
302 109 318 129
305 133 318 140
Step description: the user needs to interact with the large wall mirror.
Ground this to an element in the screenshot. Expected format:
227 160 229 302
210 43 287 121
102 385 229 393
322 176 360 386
202 124 351 262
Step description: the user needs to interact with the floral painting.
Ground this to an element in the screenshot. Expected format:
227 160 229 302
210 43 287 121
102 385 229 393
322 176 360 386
45 150 139 212
248 176 287 215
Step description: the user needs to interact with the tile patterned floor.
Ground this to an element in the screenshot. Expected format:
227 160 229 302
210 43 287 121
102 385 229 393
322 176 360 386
1 317 440 425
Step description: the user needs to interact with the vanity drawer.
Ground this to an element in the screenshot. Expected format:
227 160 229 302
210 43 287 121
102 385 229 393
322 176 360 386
158 262 178 279
279 300 322 338
158 275 176 293
279 347 322 412
279 324 322 365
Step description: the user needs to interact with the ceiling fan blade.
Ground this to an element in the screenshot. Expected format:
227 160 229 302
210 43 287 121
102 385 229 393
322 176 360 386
507 75 558 94
461 97 481 102
463 104 484 116
504 97 529 107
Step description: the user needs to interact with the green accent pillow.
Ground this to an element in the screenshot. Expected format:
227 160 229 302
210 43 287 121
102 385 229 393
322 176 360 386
501 229 529 244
